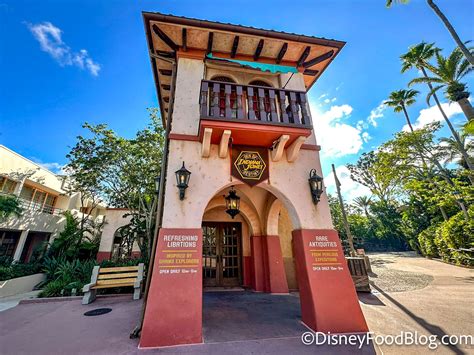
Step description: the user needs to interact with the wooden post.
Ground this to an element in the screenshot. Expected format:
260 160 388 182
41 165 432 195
331 164 356 256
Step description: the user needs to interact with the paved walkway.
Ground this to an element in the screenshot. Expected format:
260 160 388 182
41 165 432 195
0 290 41 312
361 253 474 354
0 253 472 354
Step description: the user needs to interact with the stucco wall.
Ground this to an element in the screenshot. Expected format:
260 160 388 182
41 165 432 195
98 209 135 253
278 207 298 290
0 145 66 194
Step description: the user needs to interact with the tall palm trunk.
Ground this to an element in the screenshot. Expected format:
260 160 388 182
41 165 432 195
427 0 474 66
403 106 465 219
457 97 474 122
401 105 415 132
420 68 474 183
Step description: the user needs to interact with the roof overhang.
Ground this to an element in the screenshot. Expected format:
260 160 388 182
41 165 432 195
142 12 346 126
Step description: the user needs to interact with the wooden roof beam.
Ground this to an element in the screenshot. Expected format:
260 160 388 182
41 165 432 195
230 36 239 58
152 24 178 51
276 43 288 64
297 46 311 67
254 39 264 61
303 50 334 68
159 69 173 76
303 69 319 76
207 32 214 54
182 28 187 51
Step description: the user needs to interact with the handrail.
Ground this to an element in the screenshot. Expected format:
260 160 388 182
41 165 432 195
0 192 63 216
199 80 312 128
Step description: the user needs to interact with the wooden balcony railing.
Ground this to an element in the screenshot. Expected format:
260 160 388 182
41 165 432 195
199 80 312 128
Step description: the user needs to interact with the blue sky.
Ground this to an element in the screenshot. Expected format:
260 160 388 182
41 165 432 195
1 0 473 199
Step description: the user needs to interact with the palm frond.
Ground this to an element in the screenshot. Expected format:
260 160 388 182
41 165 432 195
426 85 444 105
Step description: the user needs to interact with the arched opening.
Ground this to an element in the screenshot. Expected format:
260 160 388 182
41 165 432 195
210 75 238 118
200 183 299 292
248 79 273 121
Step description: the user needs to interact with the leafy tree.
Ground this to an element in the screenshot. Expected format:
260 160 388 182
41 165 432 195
401 42 473 173
66 109 165 260
0 194 22 222
47 211 100 260
409 47 474 122
379 124 471 219
386 0 474 66
347 151 400 204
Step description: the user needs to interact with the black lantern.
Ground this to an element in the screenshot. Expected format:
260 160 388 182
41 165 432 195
308 169 324 204
175 162 191 200
155 176 161 195
224 187 240 219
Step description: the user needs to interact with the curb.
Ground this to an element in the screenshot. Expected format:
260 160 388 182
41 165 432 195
19 293 134 305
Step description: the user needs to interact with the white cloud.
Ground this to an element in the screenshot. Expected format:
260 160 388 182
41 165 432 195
312 103 367 157
403 102 463 131
27 21 101 76
362 132 371 143
367 101 386 127
324 165 371 201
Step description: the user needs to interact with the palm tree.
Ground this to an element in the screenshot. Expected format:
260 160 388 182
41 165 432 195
386 0 474 66
440 133 474 170
409 47 473 122
384 89 419 131
353 196 372 218
401 42 473 173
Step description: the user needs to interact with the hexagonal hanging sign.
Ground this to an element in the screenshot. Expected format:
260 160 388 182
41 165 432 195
231 145 269 187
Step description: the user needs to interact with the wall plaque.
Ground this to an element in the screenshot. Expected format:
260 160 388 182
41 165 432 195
231 145 269 187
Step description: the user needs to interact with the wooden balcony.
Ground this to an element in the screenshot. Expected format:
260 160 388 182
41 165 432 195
199 80 313 150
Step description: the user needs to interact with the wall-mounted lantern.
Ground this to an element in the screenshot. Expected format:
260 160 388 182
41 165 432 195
308 169 324 204
224 187 240 219
175 162 191 200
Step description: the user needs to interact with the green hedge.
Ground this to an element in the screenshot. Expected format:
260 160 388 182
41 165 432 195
0 257 42 281
418 224 440 258
418 207 474 266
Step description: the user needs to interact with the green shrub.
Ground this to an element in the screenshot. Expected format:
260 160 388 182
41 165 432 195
434 208 474 266
418 224 440 258
39 257 97 297
40 279 68 297
0 261 42 281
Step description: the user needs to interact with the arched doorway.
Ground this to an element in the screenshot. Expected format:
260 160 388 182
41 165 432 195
200 184 293 293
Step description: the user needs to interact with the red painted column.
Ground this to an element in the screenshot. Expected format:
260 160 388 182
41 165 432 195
292 229 368 333
250 235 265 292
96 251 111 263
140 228 203 348
264 235 289 294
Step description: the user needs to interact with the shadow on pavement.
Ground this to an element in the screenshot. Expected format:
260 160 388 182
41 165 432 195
371 284 466 355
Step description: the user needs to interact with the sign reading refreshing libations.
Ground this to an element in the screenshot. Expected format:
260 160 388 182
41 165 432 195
231 145 269 187
157 233 200 275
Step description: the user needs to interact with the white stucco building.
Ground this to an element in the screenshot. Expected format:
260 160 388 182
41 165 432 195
0 145 106 262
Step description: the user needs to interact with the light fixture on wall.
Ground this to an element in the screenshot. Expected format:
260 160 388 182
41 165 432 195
175 162 191 200
224 186 240 219
308 169 324 205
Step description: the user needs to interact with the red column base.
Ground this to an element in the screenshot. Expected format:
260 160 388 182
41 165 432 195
139 228 203 348
292 229 368 333
264 235 289 294
96 251 111 263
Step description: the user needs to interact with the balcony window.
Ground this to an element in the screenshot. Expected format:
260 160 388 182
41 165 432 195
0 176 17 194
19 185 58 215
